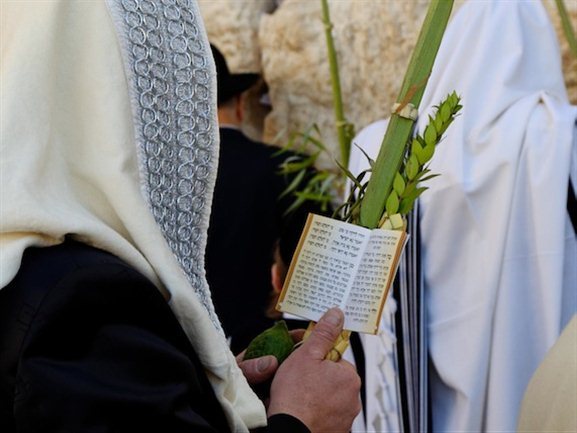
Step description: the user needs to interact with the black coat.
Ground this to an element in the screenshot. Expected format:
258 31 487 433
0 241 308 433
206 128 292 354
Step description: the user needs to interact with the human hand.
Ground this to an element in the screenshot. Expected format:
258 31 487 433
237 353 279 386
267 308 362 433
236 329 305 386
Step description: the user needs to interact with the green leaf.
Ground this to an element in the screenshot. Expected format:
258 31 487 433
406 154 420 180
385 190 400 215
335 159 365 191
333 202 349 219
398 187 427 214
424 122 437 147
411 139 427 165
393 172 406 196
407 186 428 201
403 180 417 197
355 169 370 185
440 99 452 122
421 142 435 164
399 196 416 215
279 169 306 199
279 153 320 174
418 173 440 182
353 142 376 169
296 131 328 151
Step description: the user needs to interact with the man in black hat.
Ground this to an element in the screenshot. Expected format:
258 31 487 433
206 44 301 353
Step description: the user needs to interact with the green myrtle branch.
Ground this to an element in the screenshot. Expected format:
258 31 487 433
383 92 462 219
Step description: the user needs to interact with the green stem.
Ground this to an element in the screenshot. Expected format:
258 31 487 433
555 0 577 58
321 0 350 167
359 0 454 229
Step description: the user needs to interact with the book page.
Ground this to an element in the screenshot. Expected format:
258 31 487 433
277 214 371 323
344 229 407 333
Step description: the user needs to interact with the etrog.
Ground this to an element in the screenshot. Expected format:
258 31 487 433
244 320 294 364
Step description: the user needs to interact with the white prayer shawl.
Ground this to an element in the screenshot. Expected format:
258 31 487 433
349 1 577 431
361 297 403 433
0 1 266 431
418 1 577 431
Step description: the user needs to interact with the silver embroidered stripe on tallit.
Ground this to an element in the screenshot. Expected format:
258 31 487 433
107 0 222 329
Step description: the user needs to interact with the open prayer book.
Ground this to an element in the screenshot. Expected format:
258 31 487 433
276 214 408 334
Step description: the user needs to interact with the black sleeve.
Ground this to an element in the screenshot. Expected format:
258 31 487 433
3 243 311 433
11 260 230 433
263 414 311 433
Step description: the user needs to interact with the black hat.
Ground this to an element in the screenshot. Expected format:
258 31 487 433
210 44 259 105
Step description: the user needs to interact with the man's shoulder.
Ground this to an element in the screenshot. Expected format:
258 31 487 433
0 240 159 323
7 240 133 292
221 129 282 156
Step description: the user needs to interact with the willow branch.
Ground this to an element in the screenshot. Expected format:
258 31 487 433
321 0 350 168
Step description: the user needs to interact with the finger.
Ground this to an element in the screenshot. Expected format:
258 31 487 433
289 328 305 344
301 307 344 361
236 349 246 363
336 358 357 372
238 355 279 385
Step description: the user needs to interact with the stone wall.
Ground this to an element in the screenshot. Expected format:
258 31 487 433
199 0 577 164
258 0 433 168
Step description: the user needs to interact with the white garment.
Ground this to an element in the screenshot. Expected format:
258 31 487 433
349 1 577 431
0 1 265 431
419 1 577 431
361 298 403 433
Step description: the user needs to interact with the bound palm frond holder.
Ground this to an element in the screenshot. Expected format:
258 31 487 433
303 93 462 360
301 0 457 360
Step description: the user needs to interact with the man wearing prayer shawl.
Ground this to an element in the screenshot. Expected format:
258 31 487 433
0 1 361 432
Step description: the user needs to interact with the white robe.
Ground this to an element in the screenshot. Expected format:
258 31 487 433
349 1 577 431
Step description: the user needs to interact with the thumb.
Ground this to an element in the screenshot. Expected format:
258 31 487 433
302 307 344 360
238 355 279 385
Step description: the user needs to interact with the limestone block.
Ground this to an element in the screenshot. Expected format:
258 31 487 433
198 0 277 141
197 0 276 73
259 0 432 168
